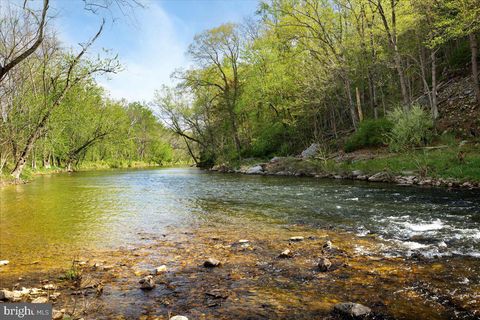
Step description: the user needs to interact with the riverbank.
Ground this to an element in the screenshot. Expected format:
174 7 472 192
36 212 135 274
211 144 480 189
0 161 182 187
1 220 479 319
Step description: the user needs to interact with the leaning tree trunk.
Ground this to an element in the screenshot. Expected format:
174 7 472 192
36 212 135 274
469 33 480 104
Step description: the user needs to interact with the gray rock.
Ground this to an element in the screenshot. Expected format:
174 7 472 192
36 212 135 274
270 157 283 163
139 275 155 290
368 172 391 182
318 257 332 272
203 258 221 268
278 249 292 258
333 302 371 319
246 165 263 174
301 143 320 158
170 316 189 320
351 170 363 177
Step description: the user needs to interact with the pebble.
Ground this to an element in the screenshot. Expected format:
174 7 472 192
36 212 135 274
0 260 9 266
238 239 249 243
170 316 189 320
333 302 371 318
289 236 304 242
31 296 49 303
278 249 292 258
139 275 155 290
42 284 57 290
318 257 332 272
153 265 167 274
203 258 221 268
52 310 64 320
323 240 333 250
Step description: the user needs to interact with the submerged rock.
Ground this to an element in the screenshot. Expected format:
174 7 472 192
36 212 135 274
203 258 221 268
170 316 189 320
52 310 64 320
323 240 333 250
278 249 292 258
42 284 56 290
31 296 48 303
139 275 155 290
333 302 371 319
289 236 304 242
318 257 332 272
153 265 167 275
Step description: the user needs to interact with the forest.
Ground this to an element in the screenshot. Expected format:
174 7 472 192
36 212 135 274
1 0 479 181
155 0 480 168
0 0 182 182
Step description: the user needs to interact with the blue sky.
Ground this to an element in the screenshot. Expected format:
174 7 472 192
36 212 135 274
52 0 259 102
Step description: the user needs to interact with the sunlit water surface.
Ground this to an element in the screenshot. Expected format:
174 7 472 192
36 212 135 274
1 168 479 266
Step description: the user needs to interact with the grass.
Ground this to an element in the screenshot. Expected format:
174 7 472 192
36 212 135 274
330 144 480 182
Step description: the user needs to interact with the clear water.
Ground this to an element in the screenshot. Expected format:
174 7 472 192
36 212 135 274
1 168 479 265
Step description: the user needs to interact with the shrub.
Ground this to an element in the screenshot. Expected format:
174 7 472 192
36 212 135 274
386 104 433 152
344 118 393 152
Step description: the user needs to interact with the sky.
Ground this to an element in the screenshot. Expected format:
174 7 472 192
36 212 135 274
52 0 259 102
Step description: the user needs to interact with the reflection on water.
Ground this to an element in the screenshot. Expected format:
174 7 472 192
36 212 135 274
1 168 479 267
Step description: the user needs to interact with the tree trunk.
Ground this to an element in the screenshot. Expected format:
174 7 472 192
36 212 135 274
394 51 409 109
469 33 480 104
344 78 358 129
355 87 364 122
431 50 438 120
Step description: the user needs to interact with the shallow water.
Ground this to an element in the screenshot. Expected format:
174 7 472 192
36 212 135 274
1 167 479 267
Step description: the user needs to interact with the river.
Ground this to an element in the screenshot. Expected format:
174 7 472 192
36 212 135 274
1 168 479 319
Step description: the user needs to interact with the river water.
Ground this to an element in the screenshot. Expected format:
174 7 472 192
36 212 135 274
1 167 479 266
1 168 480 319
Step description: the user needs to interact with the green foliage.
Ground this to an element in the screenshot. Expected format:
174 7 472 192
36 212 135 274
246 122 294 158
386 105 433 152
344 119 393 152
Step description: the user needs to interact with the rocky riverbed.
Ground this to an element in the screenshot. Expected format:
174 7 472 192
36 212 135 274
211 155 480 189
1 218 479 320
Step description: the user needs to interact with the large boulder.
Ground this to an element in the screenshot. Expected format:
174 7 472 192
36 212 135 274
301 143 320 159
246 165 263 174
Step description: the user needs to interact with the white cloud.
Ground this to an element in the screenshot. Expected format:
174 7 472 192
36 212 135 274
98 3 187 103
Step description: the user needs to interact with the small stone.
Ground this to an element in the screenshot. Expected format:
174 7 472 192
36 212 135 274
318 257 332 272
278 249 292 258
31 296 48 303
42 284 57 290
0 260 9 266
139 275 155 290
170 316 189 320
323 240 333 250
238 239 249 243
52 310 64 320
203 258 221 268
289 236 304 242
153 265 167 274
333 302 371 318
